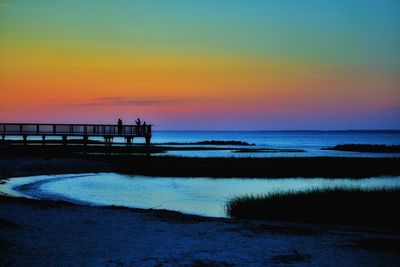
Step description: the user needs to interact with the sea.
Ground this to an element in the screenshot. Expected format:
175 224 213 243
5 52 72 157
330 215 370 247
148 130 400 158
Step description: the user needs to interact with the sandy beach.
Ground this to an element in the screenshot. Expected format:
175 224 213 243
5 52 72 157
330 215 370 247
1 156 400 266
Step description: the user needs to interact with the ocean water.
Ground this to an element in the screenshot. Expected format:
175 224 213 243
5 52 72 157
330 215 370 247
1 173 400 217
149 131 400 157
5 130 400 157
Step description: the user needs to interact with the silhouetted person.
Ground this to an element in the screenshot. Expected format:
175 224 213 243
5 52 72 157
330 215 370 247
135 118 141 135
117 118 123 135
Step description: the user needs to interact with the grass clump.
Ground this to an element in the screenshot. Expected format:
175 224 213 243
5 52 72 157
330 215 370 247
226 188 400 229
325 144 400 153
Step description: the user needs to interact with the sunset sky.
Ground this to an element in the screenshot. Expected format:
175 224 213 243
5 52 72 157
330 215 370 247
1 0 399 130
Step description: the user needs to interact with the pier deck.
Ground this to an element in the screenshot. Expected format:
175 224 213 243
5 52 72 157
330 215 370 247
0 123 152 146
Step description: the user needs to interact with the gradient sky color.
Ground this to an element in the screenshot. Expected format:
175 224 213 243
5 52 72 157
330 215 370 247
1 0 399 130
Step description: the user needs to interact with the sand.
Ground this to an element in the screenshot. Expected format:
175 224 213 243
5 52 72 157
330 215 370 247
1 157 400 266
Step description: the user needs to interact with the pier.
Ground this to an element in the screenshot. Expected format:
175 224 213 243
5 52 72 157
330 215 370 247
0 123 152 147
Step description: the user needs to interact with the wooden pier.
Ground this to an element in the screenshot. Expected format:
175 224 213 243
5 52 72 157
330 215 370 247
0 123 152 147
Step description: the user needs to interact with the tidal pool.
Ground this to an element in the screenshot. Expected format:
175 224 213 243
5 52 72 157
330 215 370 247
1 173 400 217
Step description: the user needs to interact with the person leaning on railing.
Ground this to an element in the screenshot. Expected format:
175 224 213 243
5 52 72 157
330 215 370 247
135 118 141 135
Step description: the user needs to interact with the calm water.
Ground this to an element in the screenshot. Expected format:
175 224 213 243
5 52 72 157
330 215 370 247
152 131 400 157
1 173 400 217
6 130 399 157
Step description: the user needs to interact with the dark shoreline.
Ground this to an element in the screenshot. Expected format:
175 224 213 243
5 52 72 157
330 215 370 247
0 194 217 224
1 150 400 179
324 144 400 153
4 140 400 156
161 140 255 146
112 156 400 178
0 156 113 179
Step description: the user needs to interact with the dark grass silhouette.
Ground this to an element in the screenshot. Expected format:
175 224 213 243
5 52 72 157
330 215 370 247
162 140 255 146
325 144 400 153
233 148 304 153
226 188 400 229
1 143 400 178
112 156 400 178
0 140 304 155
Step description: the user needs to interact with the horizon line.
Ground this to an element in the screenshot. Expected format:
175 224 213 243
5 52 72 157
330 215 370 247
153 129 400 132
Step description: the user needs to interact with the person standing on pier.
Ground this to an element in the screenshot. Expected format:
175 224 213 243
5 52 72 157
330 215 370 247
117 119 123 135
135 118 141 135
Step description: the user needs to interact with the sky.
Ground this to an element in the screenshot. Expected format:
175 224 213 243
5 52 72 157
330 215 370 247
1 0 399 130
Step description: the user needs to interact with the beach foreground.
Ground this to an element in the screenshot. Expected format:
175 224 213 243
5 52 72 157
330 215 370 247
1 156 400 266
2 195 400 266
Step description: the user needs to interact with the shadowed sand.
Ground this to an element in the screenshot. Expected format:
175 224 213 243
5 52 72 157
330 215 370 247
1 195 400 266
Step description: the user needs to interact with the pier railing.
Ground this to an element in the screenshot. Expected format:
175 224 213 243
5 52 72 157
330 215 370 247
0 123 152 137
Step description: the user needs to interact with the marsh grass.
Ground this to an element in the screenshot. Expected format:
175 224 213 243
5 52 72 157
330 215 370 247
226 187 400 228
325 144 400 153
1 144 400 178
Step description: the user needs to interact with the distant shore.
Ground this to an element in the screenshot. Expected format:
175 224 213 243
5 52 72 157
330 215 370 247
325 144 400 153
1 147 400 179
3 139 400 156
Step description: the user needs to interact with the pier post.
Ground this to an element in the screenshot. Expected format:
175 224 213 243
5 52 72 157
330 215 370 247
104 136 111 156
62 135 67 146
83 135 88 155
145 135 151 156
42 135 46 146
22 135 27 145
126 137 132 155
104 136 108 147
108 137 113 155
83 135 88 146
104 137 107 155
145 135 151 147
126 137 132 145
